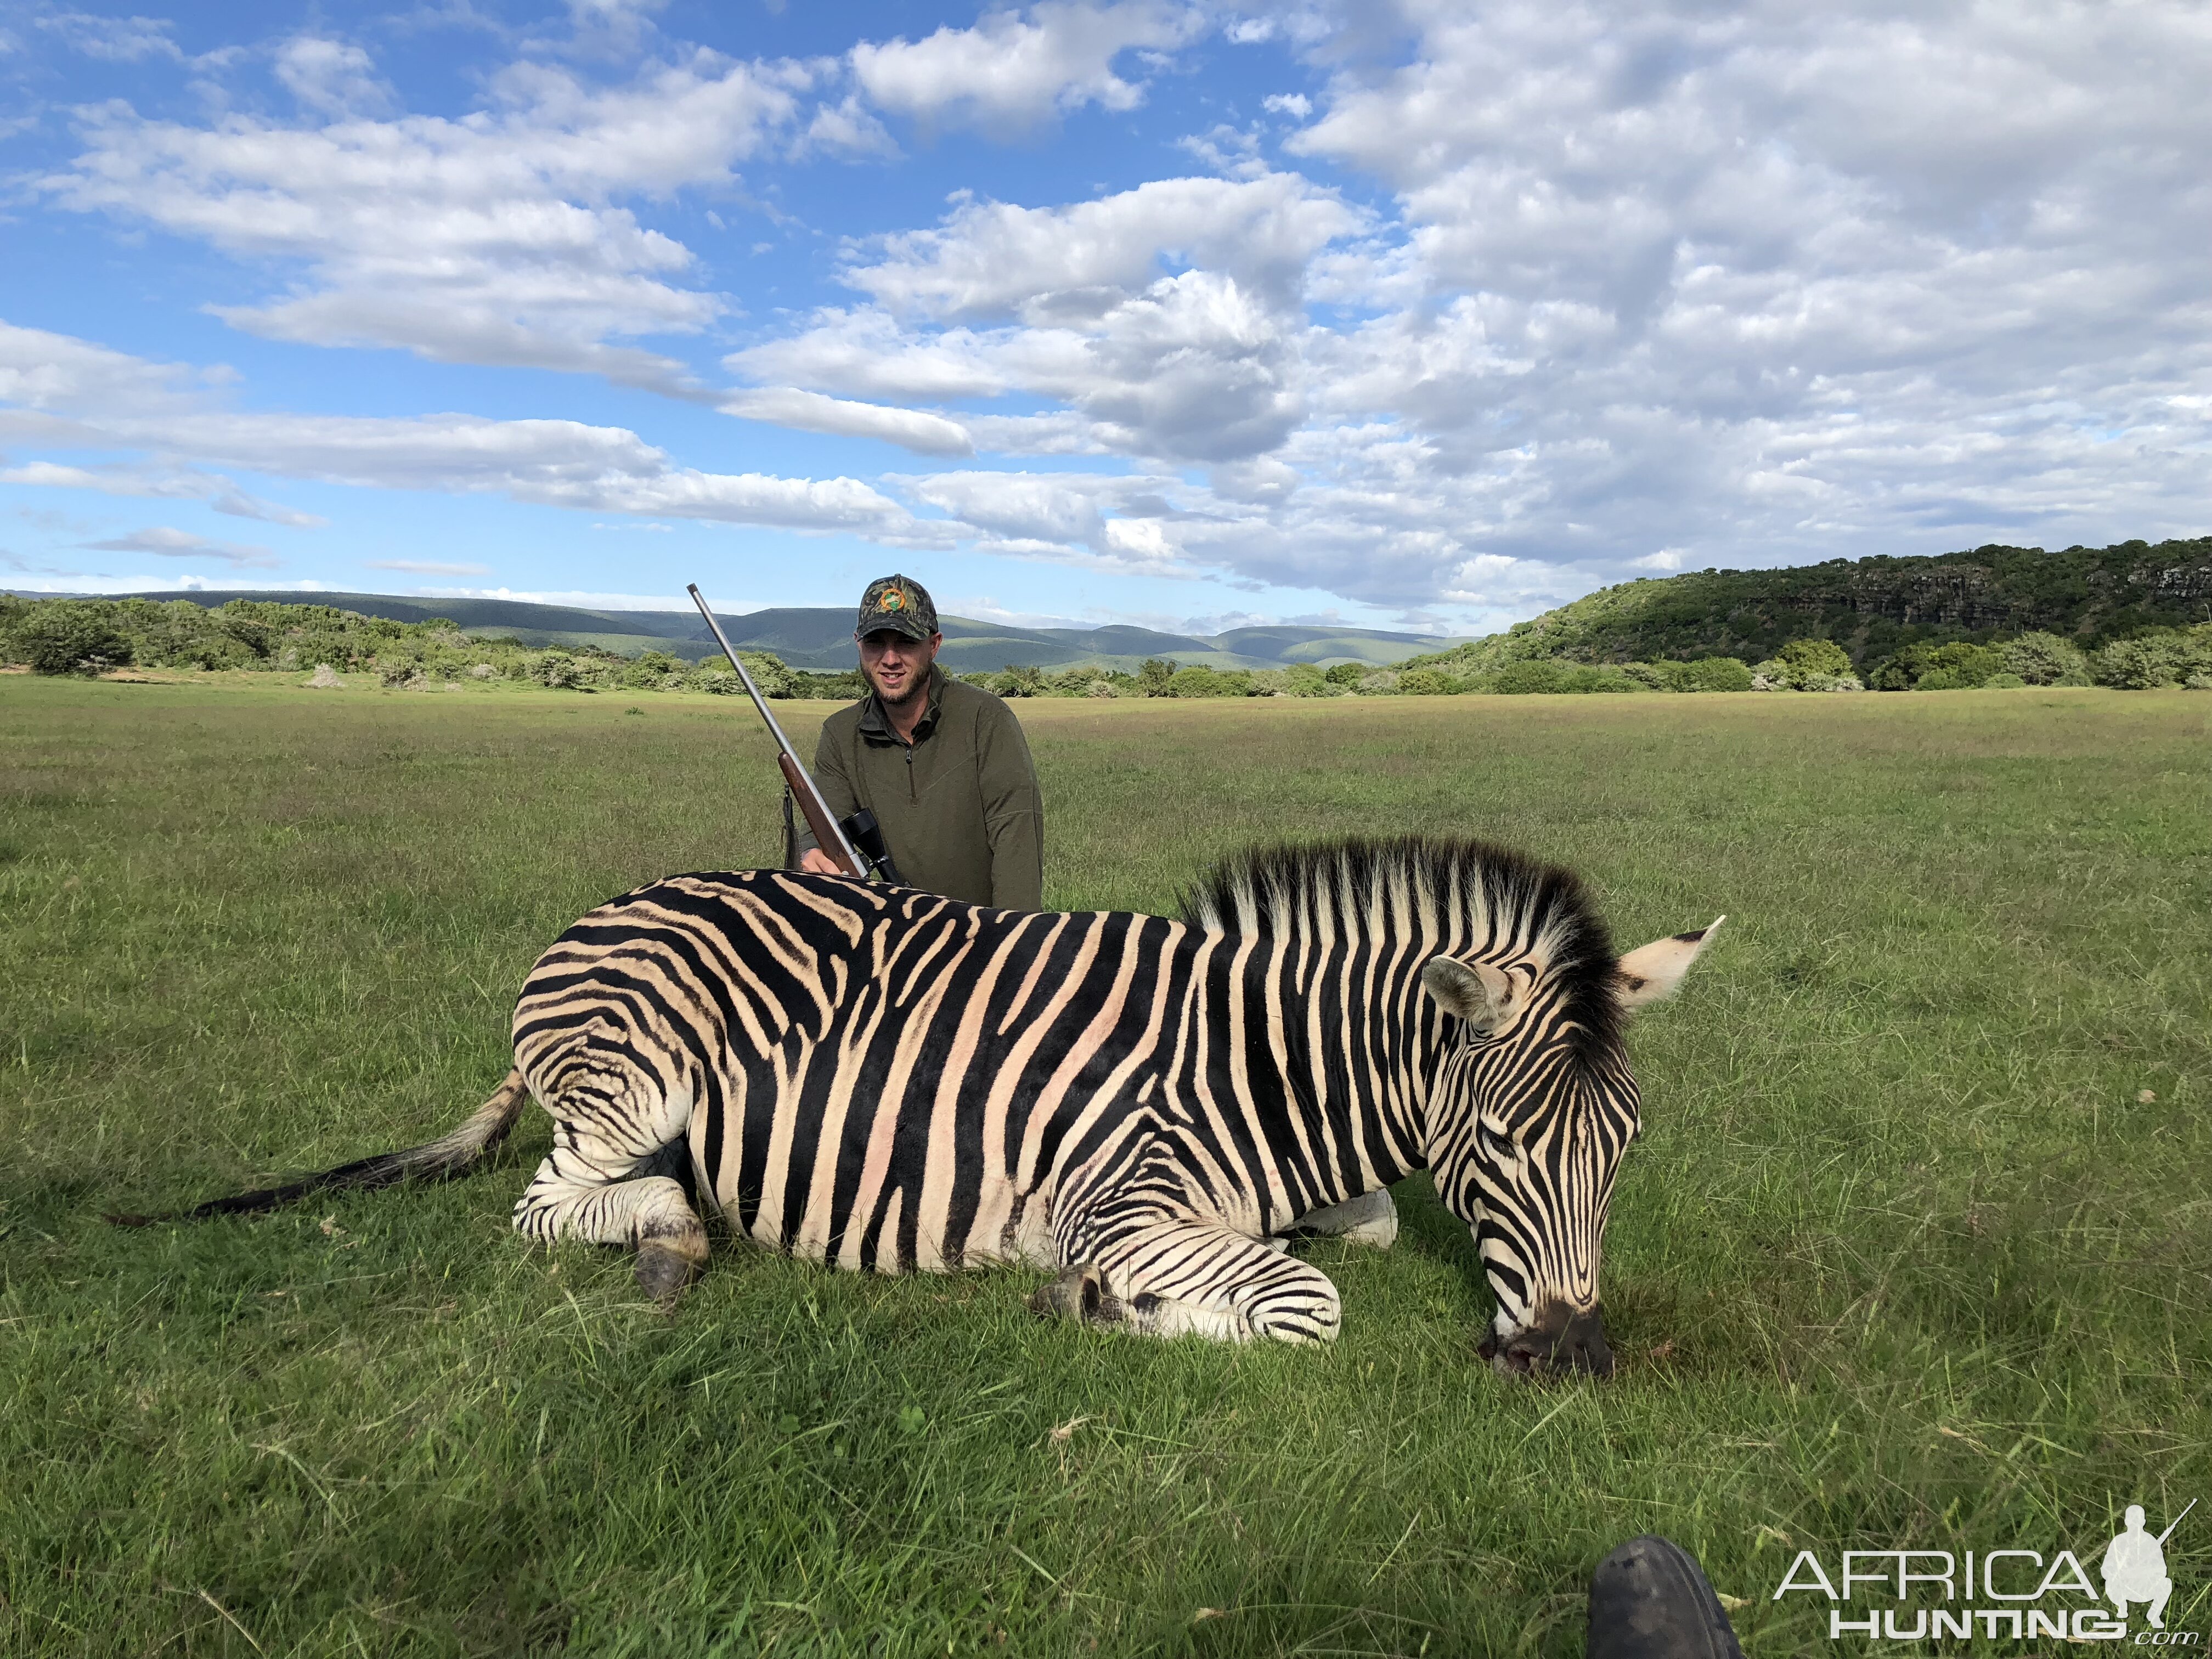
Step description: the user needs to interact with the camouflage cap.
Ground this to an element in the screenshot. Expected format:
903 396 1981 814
855 573 939 641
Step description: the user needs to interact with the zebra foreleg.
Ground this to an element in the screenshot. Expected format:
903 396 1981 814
1043 1216 1344 1345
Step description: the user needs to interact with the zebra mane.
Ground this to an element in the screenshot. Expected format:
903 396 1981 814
1176 836 1625 1053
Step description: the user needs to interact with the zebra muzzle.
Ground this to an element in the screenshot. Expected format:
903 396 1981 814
1480 1306 1615 1380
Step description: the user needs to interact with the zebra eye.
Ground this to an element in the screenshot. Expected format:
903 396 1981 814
1477 1123 1515 1163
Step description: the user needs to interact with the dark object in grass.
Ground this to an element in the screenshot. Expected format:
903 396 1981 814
1587 1535 1745 1659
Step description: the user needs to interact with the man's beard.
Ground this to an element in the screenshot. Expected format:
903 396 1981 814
868 659 929 708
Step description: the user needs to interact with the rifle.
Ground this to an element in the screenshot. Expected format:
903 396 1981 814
686 584 902 884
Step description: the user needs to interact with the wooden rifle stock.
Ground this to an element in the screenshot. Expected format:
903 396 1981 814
778 752 861 877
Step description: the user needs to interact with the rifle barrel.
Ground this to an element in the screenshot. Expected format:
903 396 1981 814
2156 1497 2196 1545
687 583 864 876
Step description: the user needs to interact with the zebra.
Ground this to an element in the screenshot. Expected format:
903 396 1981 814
137 837 1719 1377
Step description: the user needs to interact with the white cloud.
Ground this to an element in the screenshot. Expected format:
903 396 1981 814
40 48 804 390
844 173 1359 319
37 12 185 63
1 319 933 539
80 526 281 568
0 453 329 527
851 2 1201 131
722 387 974 455
730 309 1010 402
274 37 393 117
365 558 492 575
907 470 1111 544
794 93 896 159
730 176 1361 465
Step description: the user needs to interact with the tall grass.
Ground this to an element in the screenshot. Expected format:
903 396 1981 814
2 678 2207 1656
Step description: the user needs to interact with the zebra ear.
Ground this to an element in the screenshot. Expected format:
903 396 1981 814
1421 956 1521 1031
1615 917 1725 1010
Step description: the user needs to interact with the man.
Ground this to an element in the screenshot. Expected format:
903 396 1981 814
793 574 1044 911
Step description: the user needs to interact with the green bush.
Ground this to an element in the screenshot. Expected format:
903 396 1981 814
1323 662 1367 686
622 650 683 689
1490 661 1565 695
1397 669 1461 695
1137 658 1177 696
1920 642 2006 687
2001 631 2091 686
12 602 135 675
1675 656 1753 692
789 669 866 700
2092 636 2180 689
1983 673 2028 689
534 652 586 690
1777 638 1853 680
737 652 800 697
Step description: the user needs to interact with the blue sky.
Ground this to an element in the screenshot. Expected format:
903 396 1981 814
3 1 2208 636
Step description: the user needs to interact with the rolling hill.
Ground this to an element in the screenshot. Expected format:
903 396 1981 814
63 590 1464 672
1402 537 2212 674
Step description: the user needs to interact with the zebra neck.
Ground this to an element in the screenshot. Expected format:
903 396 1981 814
1217 929 1440 1207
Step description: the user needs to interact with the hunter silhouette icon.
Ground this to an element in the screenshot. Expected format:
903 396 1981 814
2102 1501 2193 1628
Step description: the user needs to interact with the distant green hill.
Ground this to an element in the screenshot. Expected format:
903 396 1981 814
1404 537 2212 674
57 590 1463 673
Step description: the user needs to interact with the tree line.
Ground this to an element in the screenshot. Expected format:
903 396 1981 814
6 592 2207 696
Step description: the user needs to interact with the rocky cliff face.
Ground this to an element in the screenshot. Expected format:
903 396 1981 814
1825 544 2212 633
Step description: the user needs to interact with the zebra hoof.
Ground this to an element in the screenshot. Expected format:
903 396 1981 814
1028 1264 1125 1326
635 1241 700 1308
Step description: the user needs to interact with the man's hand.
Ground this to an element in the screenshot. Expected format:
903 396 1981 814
800 848 843 876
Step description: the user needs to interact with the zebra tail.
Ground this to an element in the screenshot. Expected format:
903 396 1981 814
106 1068 533 1226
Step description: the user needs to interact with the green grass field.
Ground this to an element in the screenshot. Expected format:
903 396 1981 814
3 676 2208 1657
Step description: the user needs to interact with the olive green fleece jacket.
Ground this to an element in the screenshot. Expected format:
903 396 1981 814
792 667 1045 911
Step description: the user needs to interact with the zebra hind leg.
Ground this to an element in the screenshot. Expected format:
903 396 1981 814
511 1071 708 1307
1027 1262 1126 1326
1282 1187 1399 1250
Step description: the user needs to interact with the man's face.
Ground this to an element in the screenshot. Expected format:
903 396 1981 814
858 628 941 707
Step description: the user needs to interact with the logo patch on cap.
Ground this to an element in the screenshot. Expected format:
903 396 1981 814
880 587 905 612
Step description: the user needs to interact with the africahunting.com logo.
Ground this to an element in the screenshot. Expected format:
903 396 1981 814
1774 1499 2198 1644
